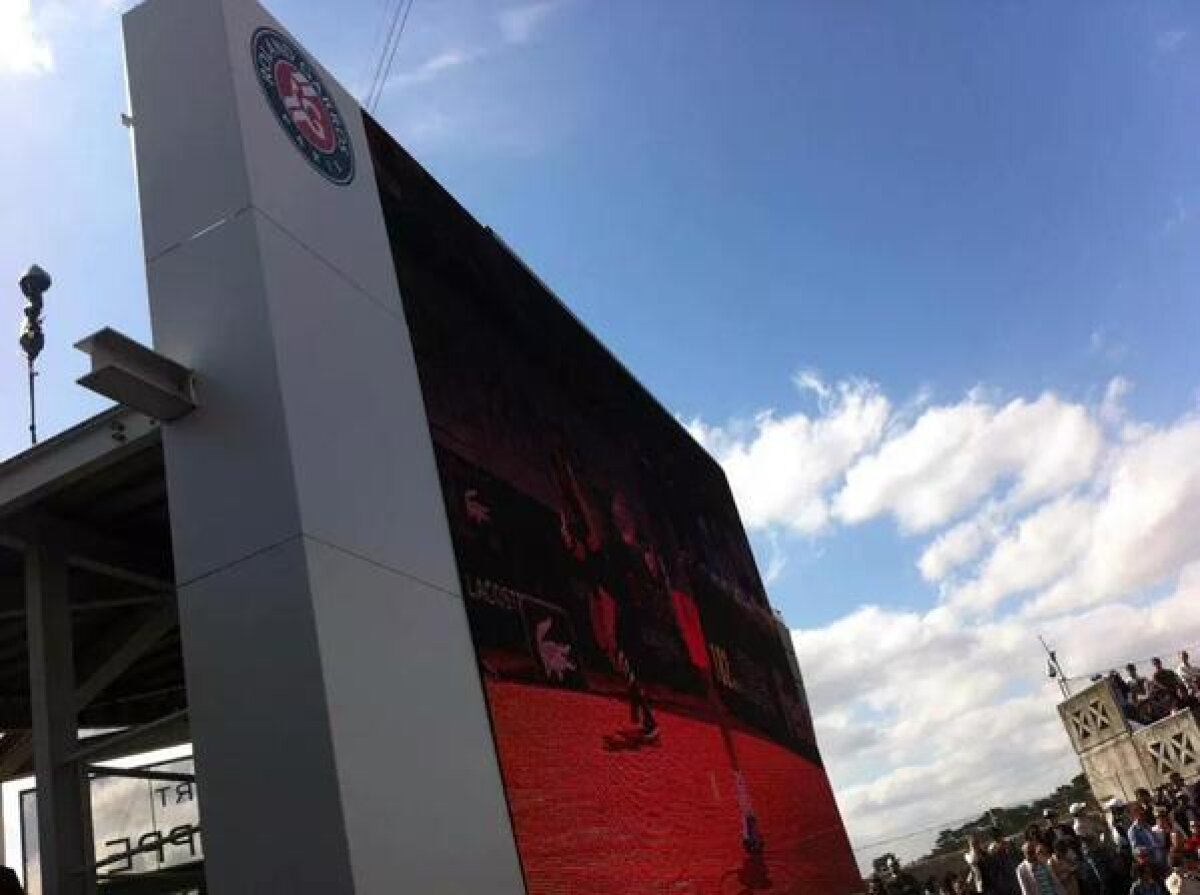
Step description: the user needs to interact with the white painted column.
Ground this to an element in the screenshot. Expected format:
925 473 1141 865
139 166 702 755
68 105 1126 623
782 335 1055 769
122 0 525 891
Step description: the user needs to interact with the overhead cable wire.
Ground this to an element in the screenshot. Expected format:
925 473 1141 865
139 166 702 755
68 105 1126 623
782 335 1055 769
358 0 400 101
364 0 406 111
373 0 416 111
366 0 416 113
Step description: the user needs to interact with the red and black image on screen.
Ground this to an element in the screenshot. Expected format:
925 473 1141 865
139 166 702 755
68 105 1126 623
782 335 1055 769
366 115 861 895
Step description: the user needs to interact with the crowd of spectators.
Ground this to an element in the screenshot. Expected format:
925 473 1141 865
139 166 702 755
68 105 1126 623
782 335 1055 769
867 652 1200 895
868 773 1200 895
1102 653 1200 727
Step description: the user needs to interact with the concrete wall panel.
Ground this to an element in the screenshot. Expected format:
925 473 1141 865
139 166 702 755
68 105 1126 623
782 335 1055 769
304 536 524 894
252 211 460 594
123 0 251 261
174 536 355 895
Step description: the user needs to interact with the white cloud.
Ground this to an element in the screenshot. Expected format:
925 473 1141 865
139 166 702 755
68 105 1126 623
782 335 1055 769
0 0 53 76
388 47 482 89
689 375 889 534
834 393 1103 533
1100 376 1131 425
796 570 1200 861
947 496 1093 614
793 602 1075 856
1156 29 1188 54
1024 417 1200 617
498 0 563 45
917 508 1000 583
692 370 1200 861
368 0 572 154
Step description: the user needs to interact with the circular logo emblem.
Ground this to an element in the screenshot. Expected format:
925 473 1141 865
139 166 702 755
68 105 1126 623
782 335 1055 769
252 27 355 185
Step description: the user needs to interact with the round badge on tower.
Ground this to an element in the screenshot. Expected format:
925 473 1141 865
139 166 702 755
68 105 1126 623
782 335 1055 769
251 27 355 186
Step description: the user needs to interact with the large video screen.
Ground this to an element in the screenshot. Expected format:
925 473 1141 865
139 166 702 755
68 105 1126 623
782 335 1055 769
366 116 860 894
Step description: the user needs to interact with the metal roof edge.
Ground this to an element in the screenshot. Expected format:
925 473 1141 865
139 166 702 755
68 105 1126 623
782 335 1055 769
0 407 162 518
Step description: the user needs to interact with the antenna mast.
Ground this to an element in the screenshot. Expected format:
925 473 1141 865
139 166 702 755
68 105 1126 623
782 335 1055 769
1039 634 1069 699
18 265 51 445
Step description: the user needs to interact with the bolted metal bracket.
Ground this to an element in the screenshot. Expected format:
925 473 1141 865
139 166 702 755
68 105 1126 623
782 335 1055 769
74 327 197 421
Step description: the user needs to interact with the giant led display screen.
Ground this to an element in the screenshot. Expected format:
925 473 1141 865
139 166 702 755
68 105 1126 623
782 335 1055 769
366 118 859 894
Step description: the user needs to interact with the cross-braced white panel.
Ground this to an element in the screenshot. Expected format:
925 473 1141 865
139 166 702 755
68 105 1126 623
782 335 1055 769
1069 698 1113 743
1146 730 1200 776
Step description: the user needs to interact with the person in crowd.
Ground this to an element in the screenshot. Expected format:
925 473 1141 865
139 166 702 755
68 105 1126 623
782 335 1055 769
1128 665 1151 703
1108 799 1133 851
1178 652 1200 697
969 832 1001 895
1165 856 1200 895
1184 818 1200 860
1029 824 1050 848
888 856 925 895
1019 840 1067 895
1052 839 1083 895
1172 795 1198 846
1078 835 1114 895
1075 804 1105 841
1106 801 1135 895
1131 850 1168 895
993 828 1026 895
1168 774 1200 812
1045 811 1080 856
1151 657 1184 692
1110 670 1133 714
0 867 22 895
1059 828 1084 862
1130 806 1164 876
1150 658 1185 711
1153 807 1177 871
1138 791 1159 817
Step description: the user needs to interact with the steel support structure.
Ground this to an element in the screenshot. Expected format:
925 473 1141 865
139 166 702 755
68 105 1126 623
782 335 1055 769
26 539 96 895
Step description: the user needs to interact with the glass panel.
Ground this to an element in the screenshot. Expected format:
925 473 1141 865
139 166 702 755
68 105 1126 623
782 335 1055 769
19 754 202 895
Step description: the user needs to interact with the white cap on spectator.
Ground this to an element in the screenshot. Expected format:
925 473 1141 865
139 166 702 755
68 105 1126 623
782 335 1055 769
1069 802 1087 816
1103 797 1126 811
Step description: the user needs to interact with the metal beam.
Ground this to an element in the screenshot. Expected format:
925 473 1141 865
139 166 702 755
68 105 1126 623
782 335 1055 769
0 515 173 591
0 594 167 623
26 539 96 895
0 602 178 780
85 766 194 785
68 709 189 766
0 713 191 783
74 604 177 712
75 328 198 422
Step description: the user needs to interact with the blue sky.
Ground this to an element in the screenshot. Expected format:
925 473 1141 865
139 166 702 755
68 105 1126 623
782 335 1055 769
5 0 1200 861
